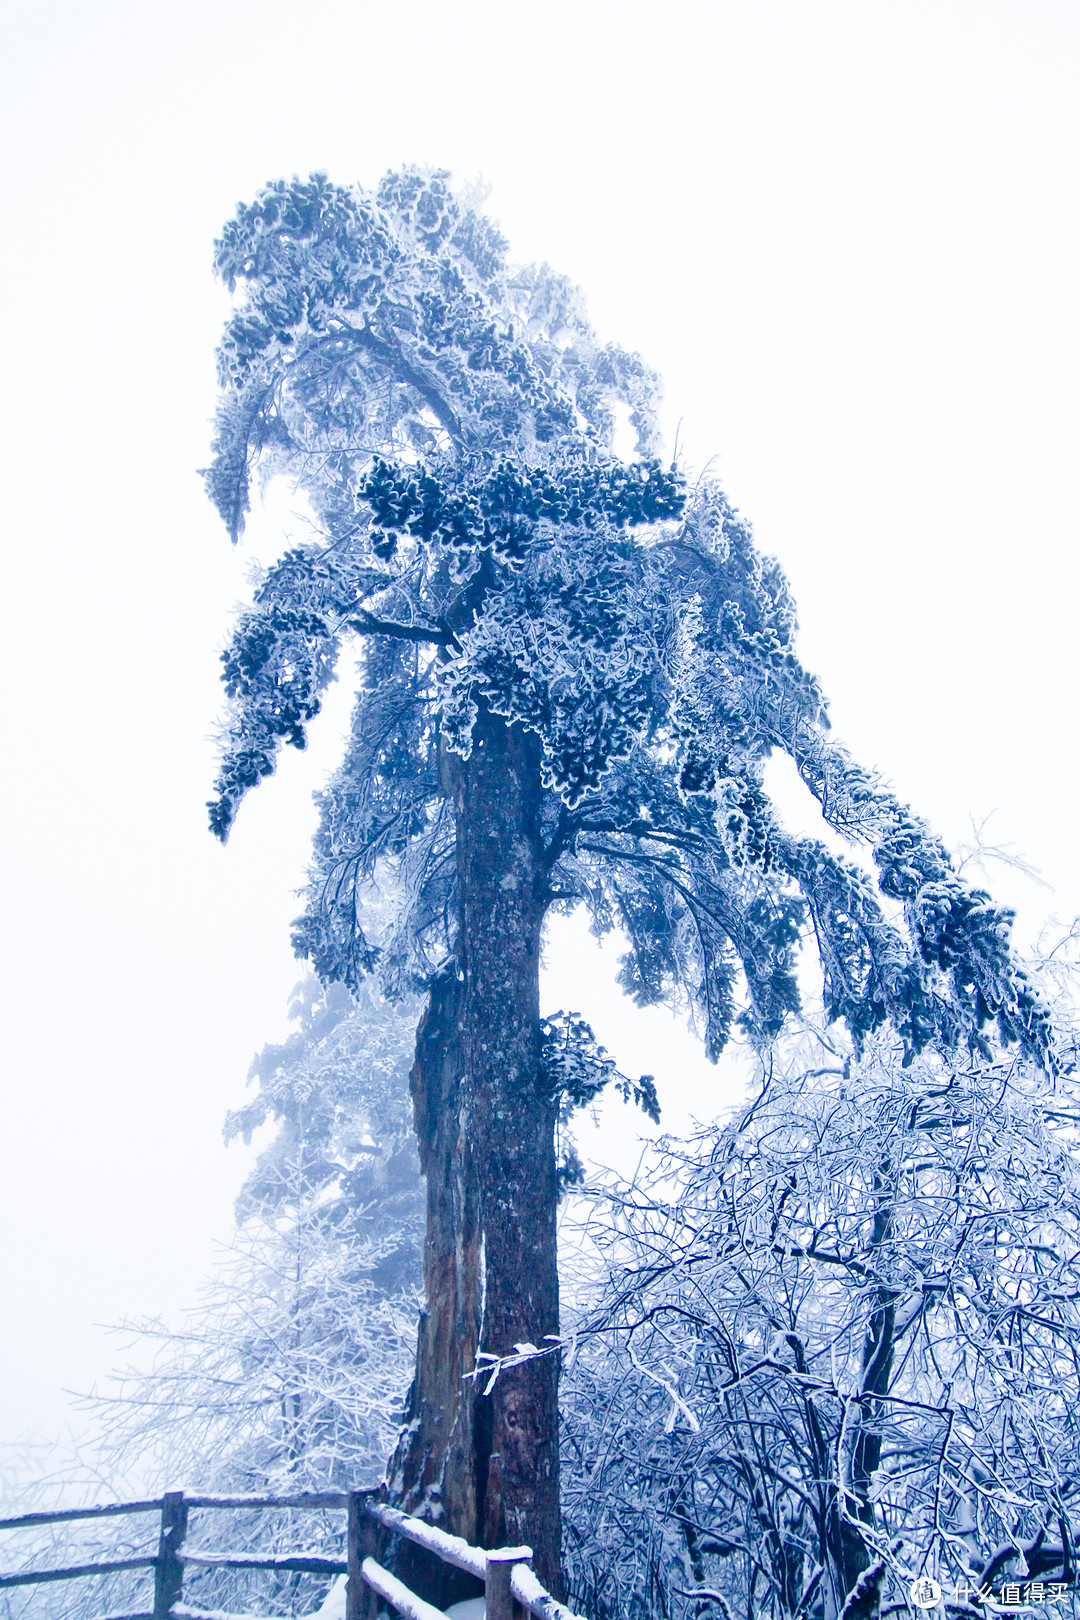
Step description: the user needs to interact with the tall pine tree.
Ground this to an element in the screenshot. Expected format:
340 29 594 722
204 167 1051 1594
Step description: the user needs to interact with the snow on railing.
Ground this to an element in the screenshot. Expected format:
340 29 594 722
0 1487 586 1620
363 1500 488 1582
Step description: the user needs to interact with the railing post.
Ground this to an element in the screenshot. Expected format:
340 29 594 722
486 1546 532 1620
152 1490 187 1620
347 1486 383 1620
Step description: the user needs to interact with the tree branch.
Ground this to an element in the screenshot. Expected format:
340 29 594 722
346 609 453 645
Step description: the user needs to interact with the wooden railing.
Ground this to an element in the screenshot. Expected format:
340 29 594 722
0 1488 583 1620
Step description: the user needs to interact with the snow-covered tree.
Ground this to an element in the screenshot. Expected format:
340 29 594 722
560 1023 1080 1620
100 976 421 1487
203 166 1052 1590
0 977 425 1620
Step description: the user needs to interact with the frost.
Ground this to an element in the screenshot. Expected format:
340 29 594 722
204 166 1048 1068
560 1017 1080 1620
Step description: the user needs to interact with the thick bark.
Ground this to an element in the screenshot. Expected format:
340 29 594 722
456 711 559 1587
390 709 561 1595
388 968 484 1608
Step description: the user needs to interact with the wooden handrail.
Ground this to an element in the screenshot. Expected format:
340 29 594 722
184 1491 349 1510
362 1556 451 1620
511 1561 584 1620
0 1554 158 1588
0 1486 588 1620
181 1550 347 1575
0 1499 163 1532
363 1499 487 1581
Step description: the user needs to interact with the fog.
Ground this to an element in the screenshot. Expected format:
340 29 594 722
1 0 1077 1452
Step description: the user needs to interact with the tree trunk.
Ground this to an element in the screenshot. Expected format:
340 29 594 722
827 1194 896 1618
388 967 484 1608
390 709 561 1596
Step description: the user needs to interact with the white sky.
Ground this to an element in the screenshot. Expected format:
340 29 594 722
1 0 1077 1459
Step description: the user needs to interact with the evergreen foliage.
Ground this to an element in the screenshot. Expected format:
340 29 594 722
227 974 423 1298
542 1008 661 1191
205 165 1049 1070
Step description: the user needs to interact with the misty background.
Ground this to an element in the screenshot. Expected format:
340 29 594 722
1 0 1077 1458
